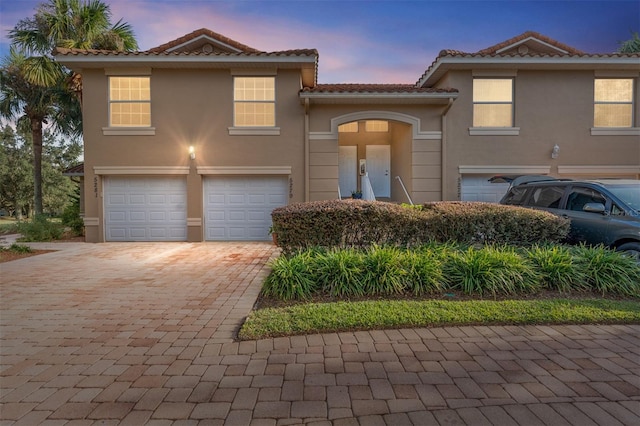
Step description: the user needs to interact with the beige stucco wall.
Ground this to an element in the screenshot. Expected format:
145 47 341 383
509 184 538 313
81 67 306 242
439 69 640 200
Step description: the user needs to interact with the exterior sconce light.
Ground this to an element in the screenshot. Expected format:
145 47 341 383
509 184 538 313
189 146 195 160
551 144 560 159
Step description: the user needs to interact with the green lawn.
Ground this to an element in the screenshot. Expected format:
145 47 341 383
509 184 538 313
238 298 640 340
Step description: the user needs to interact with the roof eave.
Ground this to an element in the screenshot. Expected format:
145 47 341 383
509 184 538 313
299 92 458 105
418 55 640 87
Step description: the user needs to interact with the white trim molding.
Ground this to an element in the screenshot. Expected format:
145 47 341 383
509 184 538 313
228 127 281 136
102 127 156 136
469 127 520 136
590 127 640 136
187 218 202 227
197 166 292 175
82 217 99 226
557 165 640 175
459 165 551 174
93 166 190 175
308 111 442 141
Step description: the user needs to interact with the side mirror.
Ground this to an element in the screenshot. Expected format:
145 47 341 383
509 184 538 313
583 202 606 214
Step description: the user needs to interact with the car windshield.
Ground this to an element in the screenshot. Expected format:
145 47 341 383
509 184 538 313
606 185 640 212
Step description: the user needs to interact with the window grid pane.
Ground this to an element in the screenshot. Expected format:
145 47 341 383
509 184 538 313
338 122 359 133
473 104 513 127
365 120 389 132
109 77 151 127
234 77 276 127
594 104 633 127
473 78 513 127
595 79 633 102
473 79 513 102
594 79 633 128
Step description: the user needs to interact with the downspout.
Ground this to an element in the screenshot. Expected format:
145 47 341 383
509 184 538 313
304 97 310 202
441 97 455 201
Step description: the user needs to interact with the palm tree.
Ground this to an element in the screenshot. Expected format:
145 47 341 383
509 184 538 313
617 32 640 54
2 0 137 215
0 50 81 216
9 0 138 87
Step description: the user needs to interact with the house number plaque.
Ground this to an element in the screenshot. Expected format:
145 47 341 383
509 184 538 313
94 177 98 198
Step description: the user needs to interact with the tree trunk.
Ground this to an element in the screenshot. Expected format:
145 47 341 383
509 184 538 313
31 118 43 216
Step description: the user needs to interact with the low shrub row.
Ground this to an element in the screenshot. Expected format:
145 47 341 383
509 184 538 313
270 200 569 252
17 215 63 241
262 244 640 300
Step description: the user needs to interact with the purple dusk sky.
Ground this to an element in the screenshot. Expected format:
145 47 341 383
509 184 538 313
1 0 638 84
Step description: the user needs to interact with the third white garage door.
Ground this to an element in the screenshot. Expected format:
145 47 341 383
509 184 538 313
460 175 510 203
204 176 288 241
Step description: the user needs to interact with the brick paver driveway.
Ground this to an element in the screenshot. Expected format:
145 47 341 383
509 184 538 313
1 242 639 425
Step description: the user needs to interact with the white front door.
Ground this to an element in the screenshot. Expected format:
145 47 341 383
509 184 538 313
339 146 358 198
366 145 391 197
204 176 288 241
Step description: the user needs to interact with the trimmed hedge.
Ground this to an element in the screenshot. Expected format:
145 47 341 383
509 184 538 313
421 201 570 245
271 200 569 252
271 200 428 252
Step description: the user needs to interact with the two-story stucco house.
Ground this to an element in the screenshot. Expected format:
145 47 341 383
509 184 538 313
55 30 640 243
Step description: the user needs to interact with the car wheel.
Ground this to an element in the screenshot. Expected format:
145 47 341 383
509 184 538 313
617 242 640 264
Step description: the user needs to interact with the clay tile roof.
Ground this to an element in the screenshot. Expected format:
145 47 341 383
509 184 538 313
53 46 318 59
477 31 585 55
301 84 457 93
146 28 261 53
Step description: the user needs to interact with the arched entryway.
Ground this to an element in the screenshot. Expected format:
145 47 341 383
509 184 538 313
308 111 442 204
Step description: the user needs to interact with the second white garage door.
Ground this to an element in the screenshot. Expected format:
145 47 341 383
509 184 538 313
460 175 510 203
204 176 288 241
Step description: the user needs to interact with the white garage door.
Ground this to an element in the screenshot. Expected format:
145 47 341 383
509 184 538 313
461 175 510 203
104 176 187 241
204 176 288 241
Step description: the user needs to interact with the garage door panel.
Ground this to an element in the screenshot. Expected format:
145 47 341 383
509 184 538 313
105 177 187 241
129 211 146 221
108 194 126 204
228 210 247 221
204 176 287 241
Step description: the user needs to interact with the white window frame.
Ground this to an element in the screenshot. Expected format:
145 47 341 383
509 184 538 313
229 76 280 135
593 78 634 128
469 77 519 136
106 76 152 131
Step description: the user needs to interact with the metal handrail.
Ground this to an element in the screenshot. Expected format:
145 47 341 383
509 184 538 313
395 176 413 205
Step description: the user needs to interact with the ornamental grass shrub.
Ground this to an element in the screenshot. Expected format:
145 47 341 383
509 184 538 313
270 200 569 253
262 244 640 301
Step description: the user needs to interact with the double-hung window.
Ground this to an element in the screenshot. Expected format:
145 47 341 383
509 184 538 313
234 77 275 127
594 78 633 127
108 77 151 127
472 78 514 127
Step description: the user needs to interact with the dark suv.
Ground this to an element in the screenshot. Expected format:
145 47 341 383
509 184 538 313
499 178 640 261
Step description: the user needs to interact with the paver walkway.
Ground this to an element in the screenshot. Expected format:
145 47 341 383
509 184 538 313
1 242 639 425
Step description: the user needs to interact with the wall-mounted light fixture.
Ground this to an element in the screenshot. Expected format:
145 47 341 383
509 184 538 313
189 146 195 160
551 144 560 159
